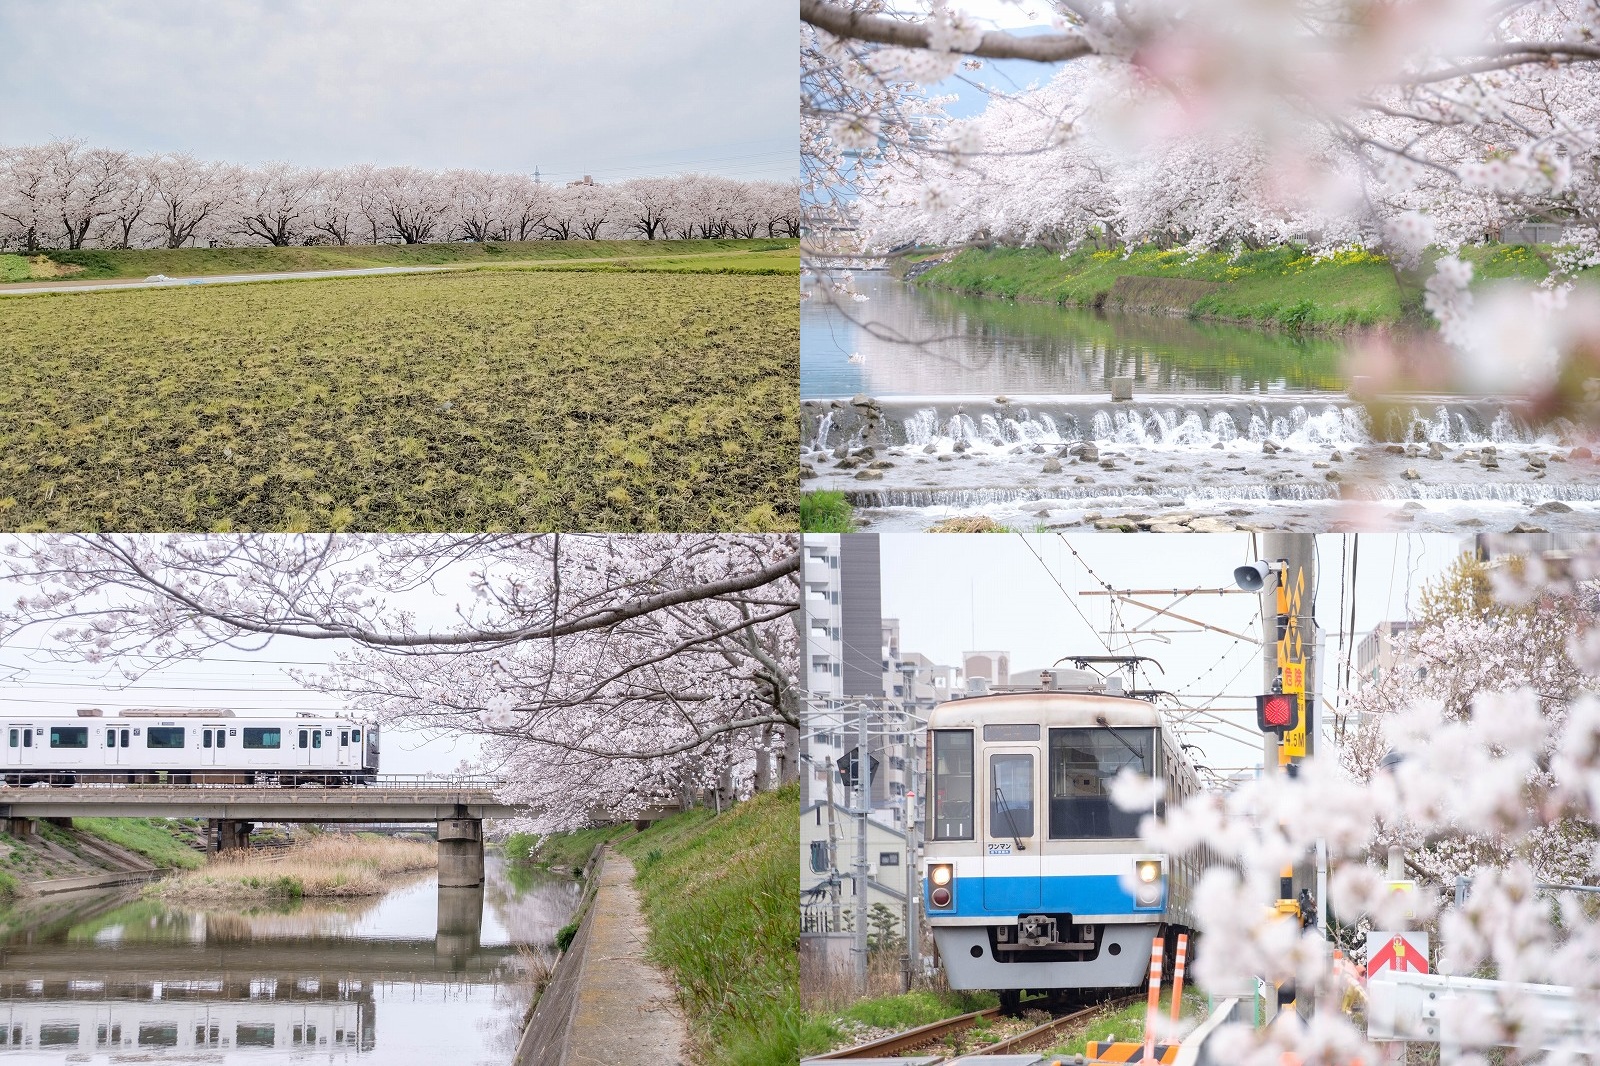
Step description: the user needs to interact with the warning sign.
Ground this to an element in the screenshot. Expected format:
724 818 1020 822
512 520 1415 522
1282 663 1305 694
1366 931 1429 977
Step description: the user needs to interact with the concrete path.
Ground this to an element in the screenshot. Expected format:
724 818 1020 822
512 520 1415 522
564 849 687 1066
0 264 459 296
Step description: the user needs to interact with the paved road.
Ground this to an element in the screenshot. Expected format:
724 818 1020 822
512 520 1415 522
0 263 461 296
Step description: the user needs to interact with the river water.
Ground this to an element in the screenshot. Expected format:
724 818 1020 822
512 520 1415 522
0 855 579 1064
802 273 1600 532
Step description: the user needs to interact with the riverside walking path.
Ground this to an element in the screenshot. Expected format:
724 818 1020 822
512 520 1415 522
516 847 687 1065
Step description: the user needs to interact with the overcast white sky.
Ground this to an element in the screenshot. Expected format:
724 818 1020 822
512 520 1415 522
0 0 796 183
877 533 1463 775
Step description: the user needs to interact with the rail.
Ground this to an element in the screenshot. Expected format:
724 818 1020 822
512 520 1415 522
806 1006 1003 1059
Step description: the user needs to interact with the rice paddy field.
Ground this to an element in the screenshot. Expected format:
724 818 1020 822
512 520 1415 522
0 262 797 531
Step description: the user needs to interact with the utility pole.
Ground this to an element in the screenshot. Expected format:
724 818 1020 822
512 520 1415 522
855 700 870 995
825 757 842 931
1257 532 1317 1021
903 788 919 993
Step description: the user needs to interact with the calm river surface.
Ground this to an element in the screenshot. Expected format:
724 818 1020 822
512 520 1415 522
800 271 1348 398
0 855 579 1064
802 272 1600 532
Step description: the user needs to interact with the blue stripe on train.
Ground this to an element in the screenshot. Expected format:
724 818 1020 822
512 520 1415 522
928 874 1164 918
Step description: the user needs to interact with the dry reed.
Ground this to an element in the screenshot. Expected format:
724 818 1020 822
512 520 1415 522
158 834 437 901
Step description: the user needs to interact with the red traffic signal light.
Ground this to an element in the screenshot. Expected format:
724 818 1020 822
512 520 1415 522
1256 692 1299 734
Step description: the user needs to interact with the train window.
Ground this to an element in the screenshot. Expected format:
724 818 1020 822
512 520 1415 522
989 754 1035 839
48 726 88 749
312 730 322 748
7 728 16 747
340 731 349 746
22 730 32 748
106 728 117 748
299 729 309 748
147 727 185 749
203 730 213 749
353 729 361 743
930 730 975 841
216 729 227 748
1047 728 1154 839
120 729 130 747
243 728 281 750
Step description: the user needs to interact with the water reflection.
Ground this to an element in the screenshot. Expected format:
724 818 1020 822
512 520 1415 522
801 272 1349 398
0 856 580 1063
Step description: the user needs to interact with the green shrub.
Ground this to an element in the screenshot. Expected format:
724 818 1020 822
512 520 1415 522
555 920 580 952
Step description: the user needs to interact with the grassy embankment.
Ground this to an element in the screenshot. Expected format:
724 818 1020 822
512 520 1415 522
1 238 795 282
0 817 202 900
801 489 855 532
504 824 628 872
916 243 1560 329
0 267 797 532
608 785 798 1066
155 834 435 901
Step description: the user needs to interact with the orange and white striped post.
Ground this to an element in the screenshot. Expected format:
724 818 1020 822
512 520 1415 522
1145 937 1165 1061
1170 933 1189 1027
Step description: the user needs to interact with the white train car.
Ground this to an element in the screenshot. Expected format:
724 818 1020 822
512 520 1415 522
0 711 379 786
0 998 370 1055
921 672 1205 1009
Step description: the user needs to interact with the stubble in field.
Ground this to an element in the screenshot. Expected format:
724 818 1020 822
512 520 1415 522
0 269 797 530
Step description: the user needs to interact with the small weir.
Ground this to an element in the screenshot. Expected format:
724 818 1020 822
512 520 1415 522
804 396 1569 456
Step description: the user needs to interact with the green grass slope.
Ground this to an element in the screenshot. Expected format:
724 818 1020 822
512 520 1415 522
617 785 799 1066
75 818 204 869
27 238 794 281
917 243 1559 329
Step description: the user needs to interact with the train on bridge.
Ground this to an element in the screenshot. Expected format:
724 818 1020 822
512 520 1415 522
1 710 379 787
921 667 1209 1011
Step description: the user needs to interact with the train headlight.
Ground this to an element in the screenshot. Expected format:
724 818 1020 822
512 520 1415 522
928 863 955 909
1134 859 1164 907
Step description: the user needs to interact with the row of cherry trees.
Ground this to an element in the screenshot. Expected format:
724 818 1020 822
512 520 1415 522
0 140 800 252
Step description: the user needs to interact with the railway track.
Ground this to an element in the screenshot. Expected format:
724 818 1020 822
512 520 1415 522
808 1006 1005 1059
811 994 1139 1062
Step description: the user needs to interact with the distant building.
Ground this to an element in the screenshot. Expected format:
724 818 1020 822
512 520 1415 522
800 799 909 936
1356 620 1416 685
963 650 1010 689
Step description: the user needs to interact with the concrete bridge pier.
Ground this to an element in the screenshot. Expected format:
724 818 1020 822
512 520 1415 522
435 883 485 968
209 819 254 852
437 818 484 887
5 818 33 839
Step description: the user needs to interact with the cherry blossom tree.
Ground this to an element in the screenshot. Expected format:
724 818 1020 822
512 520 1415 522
149 153 241 249
236 161 320 246
0 534 801 831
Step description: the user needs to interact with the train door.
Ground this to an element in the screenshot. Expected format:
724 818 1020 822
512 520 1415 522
982 733 1043 911
295 726 313 768
199 727 219 769
104 724 131 768
4 723 27 767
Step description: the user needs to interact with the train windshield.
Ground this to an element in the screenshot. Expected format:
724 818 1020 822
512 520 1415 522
989 754 1034 839
1048 728 1155 839
930 729 975 840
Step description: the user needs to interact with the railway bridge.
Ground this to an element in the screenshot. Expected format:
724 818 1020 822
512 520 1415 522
0 777 516 887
